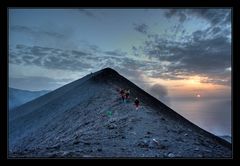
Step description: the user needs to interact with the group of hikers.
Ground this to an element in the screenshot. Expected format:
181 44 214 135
118 88 140 110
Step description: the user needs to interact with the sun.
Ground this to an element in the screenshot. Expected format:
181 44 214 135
196 94 201 98
187 76 202 86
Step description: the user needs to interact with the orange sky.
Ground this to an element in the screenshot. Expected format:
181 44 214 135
142 74 230 99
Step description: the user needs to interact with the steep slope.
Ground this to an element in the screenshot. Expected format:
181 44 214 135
9 68 232 158
9 88 50 111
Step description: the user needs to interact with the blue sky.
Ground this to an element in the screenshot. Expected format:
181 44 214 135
8 8 232 136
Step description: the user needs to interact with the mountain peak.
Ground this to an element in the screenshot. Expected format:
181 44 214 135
101 67 116 72
92 67 120 82
98 67 119 75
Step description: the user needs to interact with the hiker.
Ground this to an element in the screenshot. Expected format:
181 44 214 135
125 89 130 100
120 88 125 102
134 97 140 110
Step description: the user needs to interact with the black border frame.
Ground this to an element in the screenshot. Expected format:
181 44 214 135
1 0 239 161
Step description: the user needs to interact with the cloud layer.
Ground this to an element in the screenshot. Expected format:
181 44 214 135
133 23 149 34
10 25 65 39
131 9 231 86
9 9 231 91
164 9 231 26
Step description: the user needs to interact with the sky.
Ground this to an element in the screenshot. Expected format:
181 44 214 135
8 8 231 136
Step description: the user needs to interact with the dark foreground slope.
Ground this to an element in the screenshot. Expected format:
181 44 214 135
9 68 232 158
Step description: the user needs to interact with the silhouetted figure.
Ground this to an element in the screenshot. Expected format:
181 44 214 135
120 89 125 102
125 89 130 100
134 97 140 110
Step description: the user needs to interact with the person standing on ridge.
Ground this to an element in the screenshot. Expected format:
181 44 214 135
123 89 128 103
134 97 140 110
120 88 125 102
125 89 130 100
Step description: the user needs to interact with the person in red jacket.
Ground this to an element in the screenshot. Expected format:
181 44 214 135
134 97 140 110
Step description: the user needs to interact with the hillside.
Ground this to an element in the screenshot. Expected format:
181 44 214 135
9 68 232 158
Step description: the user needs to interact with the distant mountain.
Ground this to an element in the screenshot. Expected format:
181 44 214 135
9 88 50 110
9 68 232 158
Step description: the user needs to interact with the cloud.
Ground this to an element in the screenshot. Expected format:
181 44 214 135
10 25 80 50
164 9 231 26
88 44 102 53
188 9 231 26
149 84 168 98
71 50 91 58
133 23 149 34
113 57 166 91
10 45 93 71
121 58 146 69
104 50 127 57
9 44 137 76
200 70 231 86
10 25 33 33
114 66 149 88
147 84 170 104
165 9 187 22
132 22 231 86
77 9 97 18
10 25 65 39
